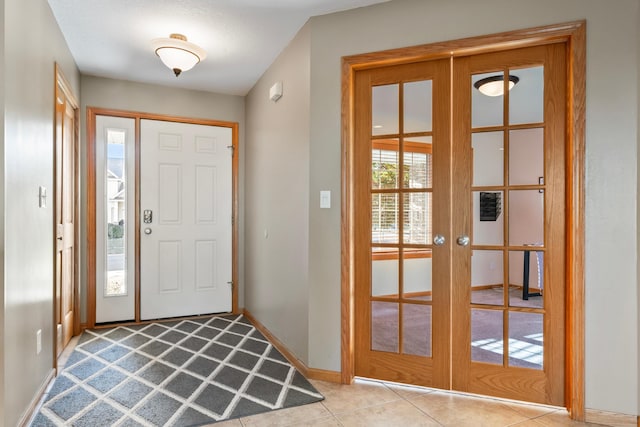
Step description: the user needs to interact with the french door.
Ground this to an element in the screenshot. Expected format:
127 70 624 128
354 58 452 389
354 43 566 405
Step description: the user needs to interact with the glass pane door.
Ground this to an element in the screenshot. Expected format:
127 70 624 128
353 42 566 407
355 59 451 389
452 44 566 405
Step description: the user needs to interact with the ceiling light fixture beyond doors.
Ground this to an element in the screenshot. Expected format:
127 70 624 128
474 74 519 97
151 33 207 77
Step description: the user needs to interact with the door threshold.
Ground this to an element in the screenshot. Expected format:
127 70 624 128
355 376 564 411
92 312 236 329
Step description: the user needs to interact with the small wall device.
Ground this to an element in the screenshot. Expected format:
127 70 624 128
270 81 283 102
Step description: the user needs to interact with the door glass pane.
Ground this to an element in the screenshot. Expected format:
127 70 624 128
403 80 432 133
105 128 127 297
372 193 398 244
471 309 503 365
508 190 544 246
509 128 543 186
372 139 399 189
372 84 399 135
403 136 432 189
472 191 503 246
402 304 432 357
472 72 504 128
472 131 504 187
509 250 544 309
403 192 431 245
372 247 398 297
371 302 398 353
509 66 543 125
508 312 543 370
403 251 432 301
471 250 504 306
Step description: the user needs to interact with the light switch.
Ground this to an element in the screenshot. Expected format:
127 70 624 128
39 186 47 208
320 190 331 209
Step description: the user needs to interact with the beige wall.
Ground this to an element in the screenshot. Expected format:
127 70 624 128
244 24 311 364
79 75 246 323
2 0 80 424
303 0 639 416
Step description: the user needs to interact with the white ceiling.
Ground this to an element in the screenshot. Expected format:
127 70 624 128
47 0 389 96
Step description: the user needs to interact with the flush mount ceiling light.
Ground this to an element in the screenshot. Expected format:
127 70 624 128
474 75 519 97
151 33 207 77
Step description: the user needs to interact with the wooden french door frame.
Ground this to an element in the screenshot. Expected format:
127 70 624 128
54 63 80 364
341 21 586 419
86 108 240 326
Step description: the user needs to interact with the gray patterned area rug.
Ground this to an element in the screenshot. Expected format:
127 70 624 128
31 314 323 426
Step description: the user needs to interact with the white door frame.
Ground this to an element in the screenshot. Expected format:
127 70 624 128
87 108 239 326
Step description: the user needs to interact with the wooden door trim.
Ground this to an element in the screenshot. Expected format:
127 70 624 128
86 108 240 328
53 63 80 366
341 21 586 419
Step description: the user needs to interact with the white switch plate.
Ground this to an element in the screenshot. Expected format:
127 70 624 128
39 186 47 208
320 190 331 209
36 329 42 355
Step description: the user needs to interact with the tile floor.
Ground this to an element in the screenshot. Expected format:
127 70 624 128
51 336 617 427
219 378 612 427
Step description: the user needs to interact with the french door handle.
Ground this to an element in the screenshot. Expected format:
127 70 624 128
456 235 470 246
433 234 446 246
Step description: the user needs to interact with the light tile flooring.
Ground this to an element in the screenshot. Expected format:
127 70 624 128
51 336 618 427
220 379 613 427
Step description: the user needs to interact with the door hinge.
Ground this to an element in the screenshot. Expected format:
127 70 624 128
227 145 235 156
227 281 234 288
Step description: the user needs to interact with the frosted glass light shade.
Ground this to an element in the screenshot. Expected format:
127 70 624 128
152 34 207 77
474 75 519 97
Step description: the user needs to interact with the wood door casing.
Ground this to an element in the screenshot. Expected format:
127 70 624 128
342 21 585 418
452 44 566 405
86 108 240 327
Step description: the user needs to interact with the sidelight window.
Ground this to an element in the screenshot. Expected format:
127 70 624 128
105 128 128 297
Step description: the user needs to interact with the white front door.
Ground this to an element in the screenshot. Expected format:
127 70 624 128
140 119 233 320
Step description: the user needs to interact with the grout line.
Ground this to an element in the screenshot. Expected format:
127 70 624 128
397 390 445 426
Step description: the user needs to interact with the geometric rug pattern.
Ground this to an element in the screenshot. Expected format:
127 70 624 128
30 314 323 426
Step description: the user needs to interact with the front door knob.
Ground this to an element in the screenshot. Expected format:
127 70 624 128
456 235 470 246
